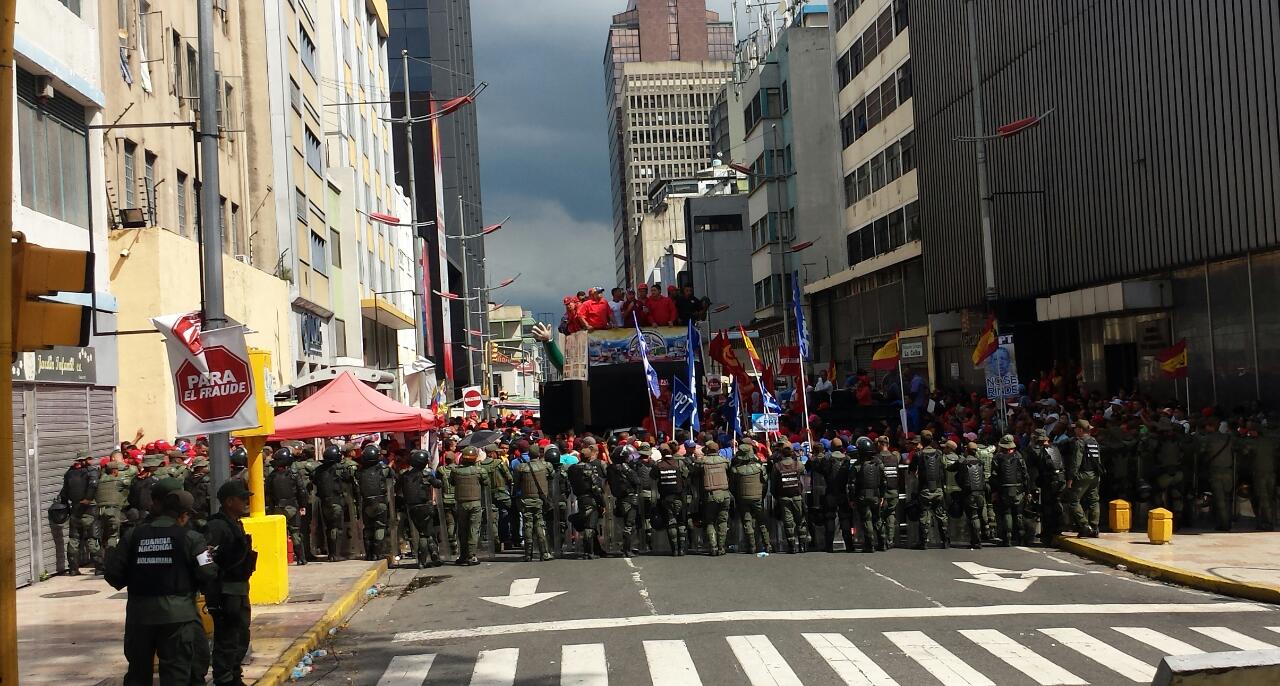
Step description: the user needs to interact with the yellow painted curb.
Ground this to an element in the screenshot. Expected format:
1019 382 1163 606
1057 535 1280 605
253 560 388 686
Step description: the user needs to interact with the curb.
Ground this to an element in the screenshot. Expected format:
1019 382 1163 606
1056 535 1280 605
253 560 388 686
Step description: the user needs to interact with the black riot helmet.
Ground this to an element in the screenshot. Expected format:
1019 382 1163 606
322 444 342 463
271 447 293 468
229 446 248 468
408 449 431 470
541 445 560 464
360 444 382 465
856 436 875 456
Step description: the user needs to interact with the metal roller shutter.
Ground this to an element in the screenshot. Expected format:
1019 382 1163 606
88 388 118 458
13 388 33 587
34 386 92 577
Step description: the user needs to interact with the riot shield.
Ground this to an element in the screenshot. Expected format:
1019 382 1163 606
386 477 400 565
435 485 452 562
601 484 616 555
481 484 497 561
549 473 564 557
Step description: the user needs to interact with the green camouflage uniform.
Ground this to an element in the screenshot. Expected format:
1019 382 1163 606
730 450 771 553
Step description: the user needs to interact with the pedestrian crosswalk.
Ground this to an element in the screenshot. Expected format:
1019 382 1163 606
369 624 1280 685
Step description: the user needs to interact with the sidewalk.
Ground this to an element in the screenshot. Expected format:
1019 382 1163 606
17 559 385 686
1058 530 1280 604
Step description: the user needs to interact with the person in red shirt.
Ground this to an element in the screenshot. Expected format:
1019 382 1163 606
633 284 652 326
646 282 677 326
580 288 612 330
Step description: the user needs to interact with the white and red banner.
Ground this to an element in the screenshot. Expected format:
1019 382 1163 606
153 314 260 435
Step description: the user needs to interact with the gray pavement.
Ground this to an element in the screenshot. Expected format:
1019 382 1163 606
299 545 1280 685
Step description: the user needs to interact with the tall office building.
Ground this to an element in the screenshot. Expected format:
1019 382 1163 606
604 0 735 287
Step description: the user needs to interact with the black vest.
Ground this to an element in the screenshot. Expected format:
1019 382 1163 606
959 458 985 493
399 469 431 507
314 462 344 500
127 524 194 596
1079 438 1102 473
64 468 95 503
268 470 299 506
993 452 1025 487
209 513 256 583
918 449 945 489
856 458 883 497
358 465 387 499
878 452 901 490
568 462 600 497
776 460 803 496
656 461 684 496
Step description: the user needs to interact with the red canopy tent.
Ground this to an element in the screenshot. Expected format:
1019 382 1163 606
269 371 439 439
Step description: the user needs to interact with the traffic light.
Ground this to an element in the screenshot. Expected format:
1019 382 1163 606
499 390 508 402
11 233 93 352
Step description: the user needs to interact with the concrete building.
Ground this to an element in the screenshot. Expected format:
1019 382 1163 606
604 0 735 287
807 0 926 379
681 168 753 332
618 59 733 287
12 0 117 585
388 0 486 394
488 306 542 404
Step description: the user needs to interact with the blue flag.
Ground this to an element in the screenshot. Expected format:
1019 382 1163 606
671 376 696 429
635 314 660 398
792 270 810 362
686 320 701 431
762 388 783 415
727 375 742 438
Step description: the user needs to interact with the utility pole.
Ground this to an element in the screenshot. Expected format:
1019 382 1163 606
403 51 427 363
197 0 230 496
772 123 792 349
965 0 999 304
459 195 474 386
2 1 21 680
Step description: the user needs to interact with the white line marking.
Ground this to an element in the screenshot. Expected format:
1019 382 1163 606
885 631 994 686
1189 626 1278 650
561 643 608 686
390 602 1265 642
1040 628 1155 682
802 633 898 686
643 640 701 685
625 557 658 616
480 578 566 609
1268 626 1280 635
376 654 436 686
470 648 519 686
1111 627 1203 656
959 629 1086 685
726 635 804 686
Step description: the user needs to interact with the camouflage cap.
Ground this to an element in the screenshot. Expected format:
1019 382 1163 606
998 434 1017 448
460 446 480 460
1075 418 1092 431
704 441 720 452
736 445 755 457
74 449 91 461
1033 428 1049 440
142 454 166 468
190 457 210 470
637 442 652 452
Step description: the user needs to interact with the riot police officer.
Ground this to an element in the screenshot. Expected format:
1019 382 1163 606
991 435 1031 546
811 439 856 552
479 445 515 552
228 446 249 484
909 431 951 549
95 453 133 556
356 444 394 560
448 446 489 565
1066 420 1103 537
730 444 770 554
567 439 607 559
186 457 211 532
691 442 733 556
59 451 99 575
314 445 354 562
770 443 810 553
607 445 644 557
850 437 886 552
398 449 443 568
1150 418 1189 525
515 445 556 561
1198 419 1238 531
124 454 164 537
1026 429 1067 543
874 436 904 549
652 446 689 555
950 442 988 549
265 448 308 565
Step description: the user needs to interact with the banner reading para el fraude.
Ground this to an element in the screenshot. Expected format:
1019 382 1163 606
153 312 260 435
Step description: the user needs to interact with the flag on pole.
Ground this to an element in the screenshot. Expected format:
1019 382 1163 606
671 376 696 428
635 314 660 398
686 320 701 431
1157 339 1189 378
792 271 810 362
710 329 750 387
727 375 742 437
151 311 208 372
827 357 837 384
738 324 765 372
972 316 999 367
871 331 901 371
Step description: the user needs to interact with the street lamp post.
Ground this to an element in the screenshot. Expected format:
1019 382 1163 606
965 0 999 304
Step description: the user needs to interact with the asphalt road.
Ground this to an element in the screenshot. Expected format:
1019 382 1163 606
301 544 1280 685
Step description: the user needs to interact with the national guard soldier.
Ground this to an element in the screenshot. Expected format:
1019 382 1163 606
651 445 689 555
206 480 258 686
1246 419 1278 530
691 441 733 556
515 445 556 561
1066 419 1104 537
436 451 459 556
875 436 904 549
950 441 988 549
730 444 770 554
770 443 810 553
314 445 353 561
810 439 855 553
1026 429 1067 543
449 446 489 565
850 437 886 552
975 440 998 539
1198 419 1238 531
291 446 321 561
124 454 164 536
909 431 951 549
1098 419 1136 505
635 444 658 552
399 449 443 568
59 451 99 575
96 453 133 556
480 444 515 552
357 444 394 560
186 457 212 532
607 445 644 557
158 447 191 484
104 490 217 685
228 446 249 484
991 435 1031 546
265 448 308 565
1150 418 1189 524
567 438 607 559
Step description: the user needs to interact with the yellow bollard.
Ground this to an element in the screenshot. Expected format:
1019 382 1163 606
1108 499 1132 532
1147 507 1174 544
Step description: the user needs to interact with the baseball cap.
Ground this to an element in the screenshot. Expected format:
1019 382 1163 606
217 480 253 501
163 490 196 515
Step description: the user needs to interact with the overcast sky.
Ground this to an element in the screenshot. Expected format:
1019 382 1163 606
470 0 737 319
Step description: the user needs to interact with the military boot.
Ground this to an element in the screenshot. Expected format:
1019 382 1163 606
743 532 756 554
523 542 534 562
941 532 951 549
621 533 633 558
327 534 345 562
787 537 800 554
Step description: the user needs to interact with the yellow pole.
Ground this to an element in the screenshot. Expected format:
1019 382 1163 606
1 1 22 683
244 436 266 517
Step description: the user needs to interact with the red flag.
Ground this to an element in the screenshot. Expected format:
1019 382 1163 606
778 346 801 377
762 364 776 399
1157 339 1189 379
871 332 901 371
710 330 751 388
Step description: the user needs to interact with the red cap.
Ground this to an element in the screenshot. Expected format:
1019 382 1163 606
154 440 173 452
523 418 534 427
1201 407 1215 417
144 442 157 454
538 438 551 447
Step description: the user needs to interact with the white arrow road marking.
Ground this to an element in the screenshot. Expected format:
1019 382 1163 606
953 561 1079 592
480 578 566 609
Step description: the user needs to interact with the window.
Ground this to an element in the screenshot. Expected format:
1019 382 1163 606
840 112 854 149
870 151 885 192
900 131 915 172
888 207 905 251
299 24 319 77
310 231 328 275
122 140 137 208
846 231 861 266
144 151 157 224
17 72 90 228
171 30 183 97
329 228 342 266
334 318 347 358
138 1 151 57
896 62 913 103
289 78 301 113
218 197 227 254
304 127 324 174
230 203 240 255
295 188 307 222
222 80 236 130
844 172 856 208
905 201 922 242
186 45 199 101
176 171 188 236
764 88 782 118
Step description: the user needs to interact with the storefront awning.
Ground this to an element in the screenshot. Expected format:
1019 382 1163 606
1036 280 1172 322
361 297 415 330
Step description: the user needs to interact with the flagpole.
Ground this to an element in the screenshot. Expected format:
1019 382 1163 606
646 384 659 440
896 356 909 433
797 340 813 446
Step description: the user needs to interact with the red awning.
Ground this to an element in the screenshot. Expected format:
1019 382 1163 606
269 371 438 439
